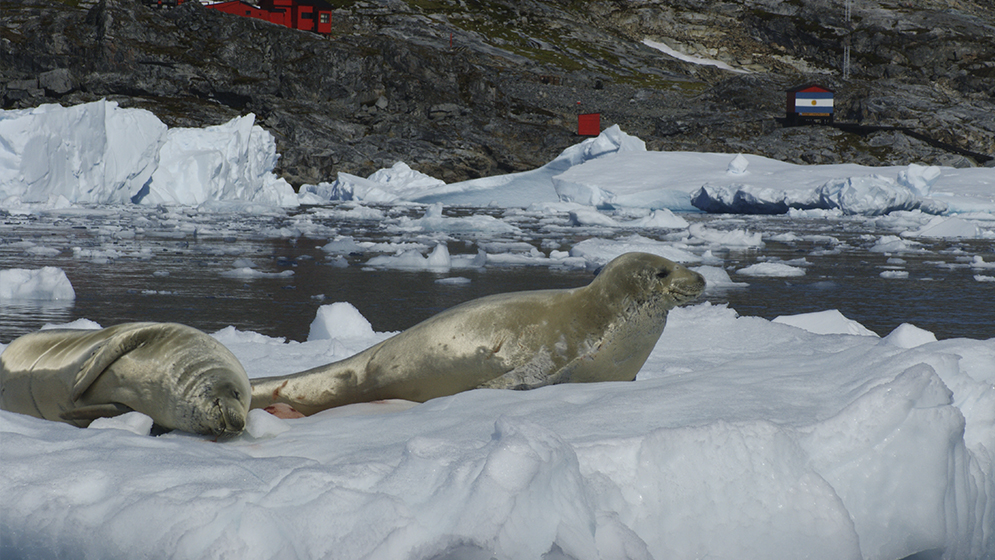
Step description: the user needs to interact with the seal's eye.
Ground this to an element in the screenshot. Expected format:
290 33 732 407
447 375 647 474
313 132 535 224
656 270 671 279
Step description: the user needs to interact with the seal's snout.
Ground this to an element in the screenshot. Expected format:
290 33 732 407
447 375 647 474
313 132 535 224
663 264 706 302
211 397 246 436
210 387 248 436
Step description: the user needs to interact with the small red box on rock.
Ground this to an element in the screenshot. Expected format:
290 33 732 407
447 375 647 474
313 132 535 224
578 113 600 136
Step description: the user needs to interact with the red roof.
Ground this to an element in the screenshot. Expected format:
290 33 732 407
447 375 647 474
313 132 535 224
787 84 834 94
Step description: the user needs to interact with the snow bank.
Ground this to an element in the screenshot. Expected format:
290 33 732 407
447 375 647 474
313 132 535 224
643 38 748 73
0 267 75 301
2 304 992 560
0 100 297 209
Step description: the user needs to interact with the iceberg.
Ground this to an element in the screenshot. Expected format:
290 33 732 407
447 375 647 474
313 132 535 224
0 100 165 204
0 267 76 301
0 100 298 208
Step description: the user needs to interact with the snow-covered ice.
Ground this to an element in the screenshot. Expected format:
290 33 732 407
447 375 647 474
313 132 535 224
2 303 993 560
2 101 995 560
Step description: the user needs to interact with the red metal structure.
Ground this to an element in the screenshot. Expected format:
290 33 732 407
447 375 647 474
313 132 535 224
205 0 333 34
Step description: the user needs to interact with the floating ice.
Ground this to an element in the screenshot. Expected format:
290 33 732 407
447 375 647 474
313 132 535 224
689 223 764 248
905 215 983 239
570 235 700 266
0 267 75 300
569 208 620 227
390 203 520 235
772 309 878 336
622 208 689 229
308 302 375 342
736 262 806 277
219 268 294 279
691 265 748 291
870 235 923 253
971 256 995 269
364 243 454 271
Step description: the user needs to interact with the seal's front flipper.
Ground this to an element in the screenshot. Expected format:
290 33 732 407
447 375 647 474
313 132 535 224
476 351 564 391
71 324 165 402
60 403 134 421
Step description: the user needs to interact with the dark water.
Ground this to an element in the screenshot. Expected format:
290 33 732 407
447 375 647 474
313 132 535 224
1 205 992 343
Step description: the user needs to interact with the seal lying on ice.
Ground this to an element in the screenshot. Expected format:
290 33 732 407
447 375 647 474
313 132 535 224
0 322 251 436
252 252 706 416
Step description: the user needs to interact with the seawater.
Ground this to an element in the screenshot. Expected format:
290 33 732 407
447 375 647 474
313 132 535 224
1 205 992 343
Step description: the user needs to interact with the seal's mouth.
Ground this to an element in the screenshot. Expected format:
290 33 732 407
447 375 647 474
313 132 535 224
658 266 706 303
669 286 703 302
211 396 247 436
669 276 707 303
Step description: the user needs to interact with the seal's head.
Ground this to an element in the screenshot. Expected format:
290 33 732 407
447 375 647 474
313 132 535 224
200 376 251 437
158 325 253 437
181 361 252 437
593 252 706 309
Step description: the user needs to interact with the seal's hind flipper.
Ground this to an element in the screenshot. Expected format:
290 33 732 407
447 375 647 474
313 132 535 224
60 403 133 421
70 323 165 402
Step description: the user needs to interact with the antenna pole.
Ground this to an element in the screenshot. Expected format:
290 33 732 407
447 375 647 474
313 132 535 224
843 0 852 80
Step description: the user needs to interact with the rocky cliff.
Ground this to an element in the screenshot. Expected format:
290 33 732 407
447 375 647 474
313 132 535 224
3 0 994 187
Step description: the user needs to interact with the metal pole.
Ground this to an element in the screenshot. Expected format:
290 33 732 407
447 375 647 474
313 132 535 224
843 0 852 80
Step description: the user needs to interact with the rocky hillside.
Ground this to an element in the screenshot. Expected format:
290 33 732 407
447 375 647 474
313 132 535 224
3 0 994 187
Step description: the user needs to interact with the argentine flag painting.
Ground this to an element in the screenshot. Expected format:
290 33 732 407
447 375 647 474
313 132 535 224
786 84 834 123
795 91 834 115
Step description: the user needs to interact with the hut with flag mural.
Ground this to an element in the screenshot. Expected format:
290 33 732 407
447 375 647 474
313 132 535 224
786 84 834 125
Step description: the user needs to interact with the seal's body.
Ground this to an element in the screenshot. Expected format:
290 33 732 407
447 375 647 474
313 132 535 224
0 322 250 436
252 252 705 416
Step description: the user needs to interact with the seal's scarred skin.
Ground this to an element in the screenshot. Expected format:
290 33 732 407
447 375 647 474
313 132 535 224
0 323 251 436
251 252 706 416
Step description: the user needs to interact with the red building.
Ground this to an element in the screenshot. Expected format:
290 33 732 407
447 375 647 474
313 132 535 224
205 0 333 34
785 84 834 125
